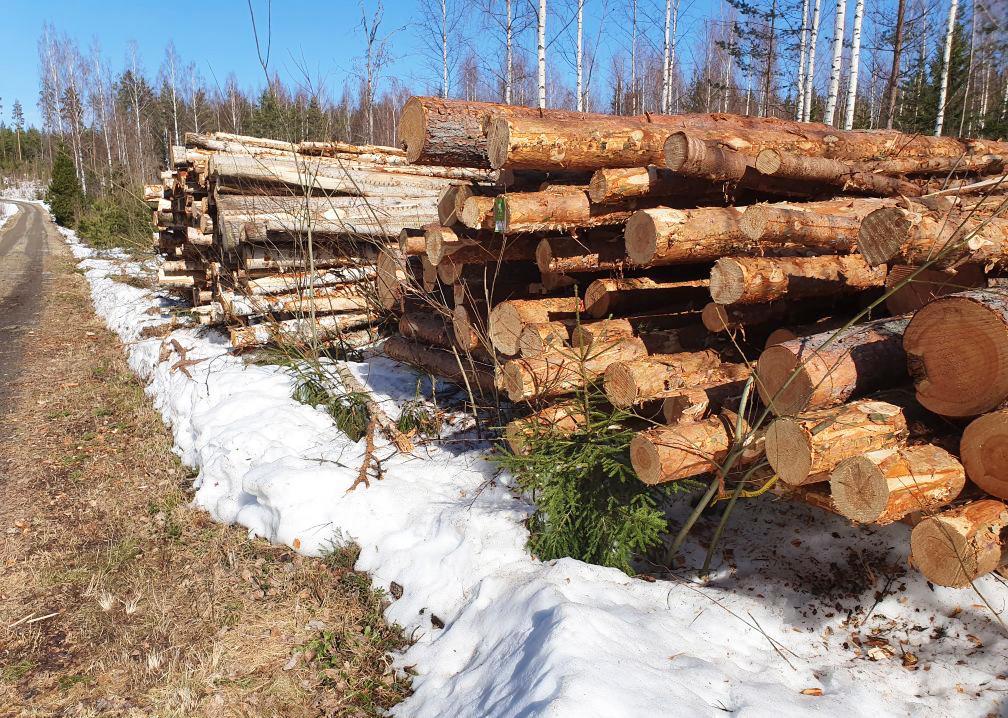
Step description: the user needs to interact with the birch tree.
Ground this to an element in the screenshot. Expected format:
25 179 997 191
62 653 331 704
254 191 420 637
796 0 810 119
802 0 822 121
537 0 547 108
823 0 847 125
418 0 465 98
163 43 180 145
841 0 864 129
576 0 584 110
935 0 960 135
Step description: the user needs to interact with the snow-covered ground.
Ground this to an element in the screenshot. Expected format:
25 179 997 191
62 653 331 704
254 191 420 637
1 179 43 201
50 219 1008 717
0 201 19 229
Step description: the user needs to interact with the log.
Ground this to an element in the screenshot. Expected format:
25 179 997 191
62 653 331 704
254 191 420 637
624 207 748 266
584 278 709 318
859 206 1008 268
709 255 886 305
764 316 849 348
384 336 496 393
756 316 910 415
376 248 411 309
883 263 986 315
428 230 539 266
738 198 892 251
452 304 485 352
902 289 1008 417
702 301 791 333
601 350 738 407
399 311 455 349
910 499 1008 587
518 321 572 357
661 377 750 423
535 236 628 274
570 312 700 348
230 312 374 350
960 410 1008 500
829 444 965 525
587 166 713 204
663 132 750 181
630 414 762 484
764 397 911 486
488 297 584 356
753 148 921 196
461 188 638 233
240 244 358 272
504 402 589 455
398 228 428 256
222 285 370 318
500 338 648 401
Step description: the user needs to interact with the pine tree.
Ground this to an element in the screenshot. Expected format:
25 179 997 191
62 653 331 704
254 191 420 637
46 148 84 226
898 20 969 135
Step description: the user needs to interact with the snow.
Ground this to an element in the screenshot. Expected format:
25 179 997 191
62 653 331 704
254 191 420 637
0 201 19 229
58 222 1008 717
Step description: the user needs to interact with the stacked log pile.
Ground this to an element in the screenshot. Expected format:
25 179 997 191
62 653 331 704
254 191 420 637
149 130 493 348
381 96 1008 588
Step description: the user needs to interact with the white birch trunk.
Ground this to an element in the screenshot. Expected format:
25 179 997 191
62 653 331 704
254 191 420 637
505 0 513 103
803 0 822 121
441 0 449 99
842 0 864 130
577 0 584 111
823 0 847 126
537 0 547 109
631 0 638 114
168 50 179 146
796 0 810 120
662 0 672 113
959 0 976 136
935 0 959 136
93 53 113 177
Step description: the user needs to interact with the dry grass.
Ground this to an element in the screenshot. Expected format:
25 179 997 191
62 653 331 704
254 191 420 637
0 246 410 717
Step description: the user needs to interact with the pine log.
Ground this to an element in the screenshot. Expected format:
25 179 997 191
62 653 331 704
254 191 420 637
428 230 539 266
859 206 1008 268
504 402 590 455
588 166 710 204
753 148 921 196
739 198 894 251
602 350 739 407
709 255 886 305
902 289 1008 417
584 277 709 318
883 263 987 315
764 316 849 348
624 207 748 266
222 285 370 318
500 338 648 401
399 311 455 348
910 499 1008 587
461 188 638 233
756 316 910 415
630 414 762 484
452 304 485 352
488 297 584 356
437 184 464 226
702 302 791 333
518 321 573 357
384 336 496 393
535 236 628 274
663 132 751 181
661 377 750 423
829 444 966 525
230 313 374 350
398 227 427 256
765 397 911 486
960 410 1008 500
570 312 700 348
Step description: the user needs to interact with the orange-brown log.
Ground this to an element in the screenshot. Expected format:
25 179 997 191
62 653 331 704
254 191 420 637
910 499 1008 587
587 166 715 204
398 227 427 256
829 444 965 525
765 397 911 486
499 338 647 401
961 409 1008 500
624 207 748 266
376 248 411 309
739 198 894 252
384 336 496 392
755 316 910 415
753 148 922 196
517 321 573 357
764 316 849 348
461 188 638 233
661 377 750 423
399 311 454 349
584 277 709 318
859 206 1008 268
570 313 697 348
883 264 987 315
902 289 1008 417
535 236 628 274
630 414 762 484
488 297 584 356
702 302 791 333
602 350 740 407
504 402 589 455
664 131 751 181
709 255 886 305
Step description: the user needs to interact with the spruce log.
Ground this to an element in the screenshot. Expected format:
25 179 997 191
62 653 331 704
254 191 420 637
500 338 647 401
902 289 1008 417
399 311 454 348
910 500 1008 587
960 410 1008 500
756 316 910 415
661 377 750 423
624 207 748 266
859 206 1008 268
765 398 911 486
829 444 965 525
883 263 986 315
384 336 496 393
535 236 628 274
588 166 708 204
518 321 573 357
602 350 738 407
504 402 589 455
664 132 750 181
584 277 709 318
753 149 921 196
709 255 886 305
630 414 762 484
739 198 893 251
488 297 584 356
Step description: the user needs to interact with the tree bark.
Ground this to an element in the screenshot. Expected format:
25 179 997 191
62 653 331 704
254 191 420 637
624 206 747 267
842 0 865 131
663 132 750 181
883 0 907 130
740 198 894 251
384 336 497 393
518 321 573 357
603 350 744 407
587 166 719 204
504 401 588 455
756 316 910 415
859 206 1008 268
702 301 792 332
910 499 1008 587
883 263 986 315
630 414 762 484
488 296 584 355
709 254 886 305
661 377 750 423
460 187 639 233
399 311 455 348
535 236 628 274
830 444 965 524
230 313 375 351
753 149 922 196
823 0 847 126
584 277 709 318
935 0 960 136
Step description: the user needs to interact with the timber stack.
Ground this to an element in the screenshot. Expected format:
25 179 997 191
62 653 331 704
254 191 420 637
381 96 1008 588
148 130 492 349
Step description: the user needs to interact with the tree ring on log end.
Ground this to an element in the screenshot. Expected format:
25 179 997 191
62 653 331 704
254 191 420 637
629 433 663 485
765 419 815 486
755 344 816 416
830 456 886 523
399 98 427 164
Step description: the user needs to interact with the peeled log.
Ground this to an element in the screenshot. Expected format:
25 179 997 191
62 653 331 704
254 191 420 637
384 336 496 393
535 236 627 274
630 415 762 484
829 444 965 525
584 277 709 318
740 198 893 252
664 132 750 181
859 206 1008 268
883 263 987 315
602 350 736 407
910 500 1008 587
230 312 374 350
765 398 911 486
756 316 910 416
488 297 584 356
902 290 1008 417
960 410 1008 500
709 255 886 305
625 207 748 267
504 402 589 455
500 338 647 401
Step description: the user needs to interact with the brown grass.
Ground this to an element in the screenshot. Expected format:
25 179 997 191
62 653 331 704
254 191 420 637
0 245 410 717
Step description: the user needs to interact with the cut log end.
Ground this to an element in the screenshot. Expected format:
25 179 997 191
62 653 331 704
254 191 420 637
709 259 747 305
602 363 638 409
829 455 891 523
961 410 1008 500
755 344 815 416
629 433 664 485
624 210 660 266
663 132 692 172
753 149 784 176
486 116 510 170
910 500 1008 587
859 207 913 267
398 98 427 163
764 419 814 486
739 204 770 241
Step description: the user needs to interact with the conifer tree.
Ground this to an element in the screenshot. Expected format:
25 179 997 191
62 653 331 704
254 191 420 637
46 148 83 226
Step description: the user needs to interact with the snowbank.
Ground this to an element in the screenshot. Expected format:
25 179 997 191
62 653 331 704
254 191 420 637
0 201 18 229
61 225 1007 717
